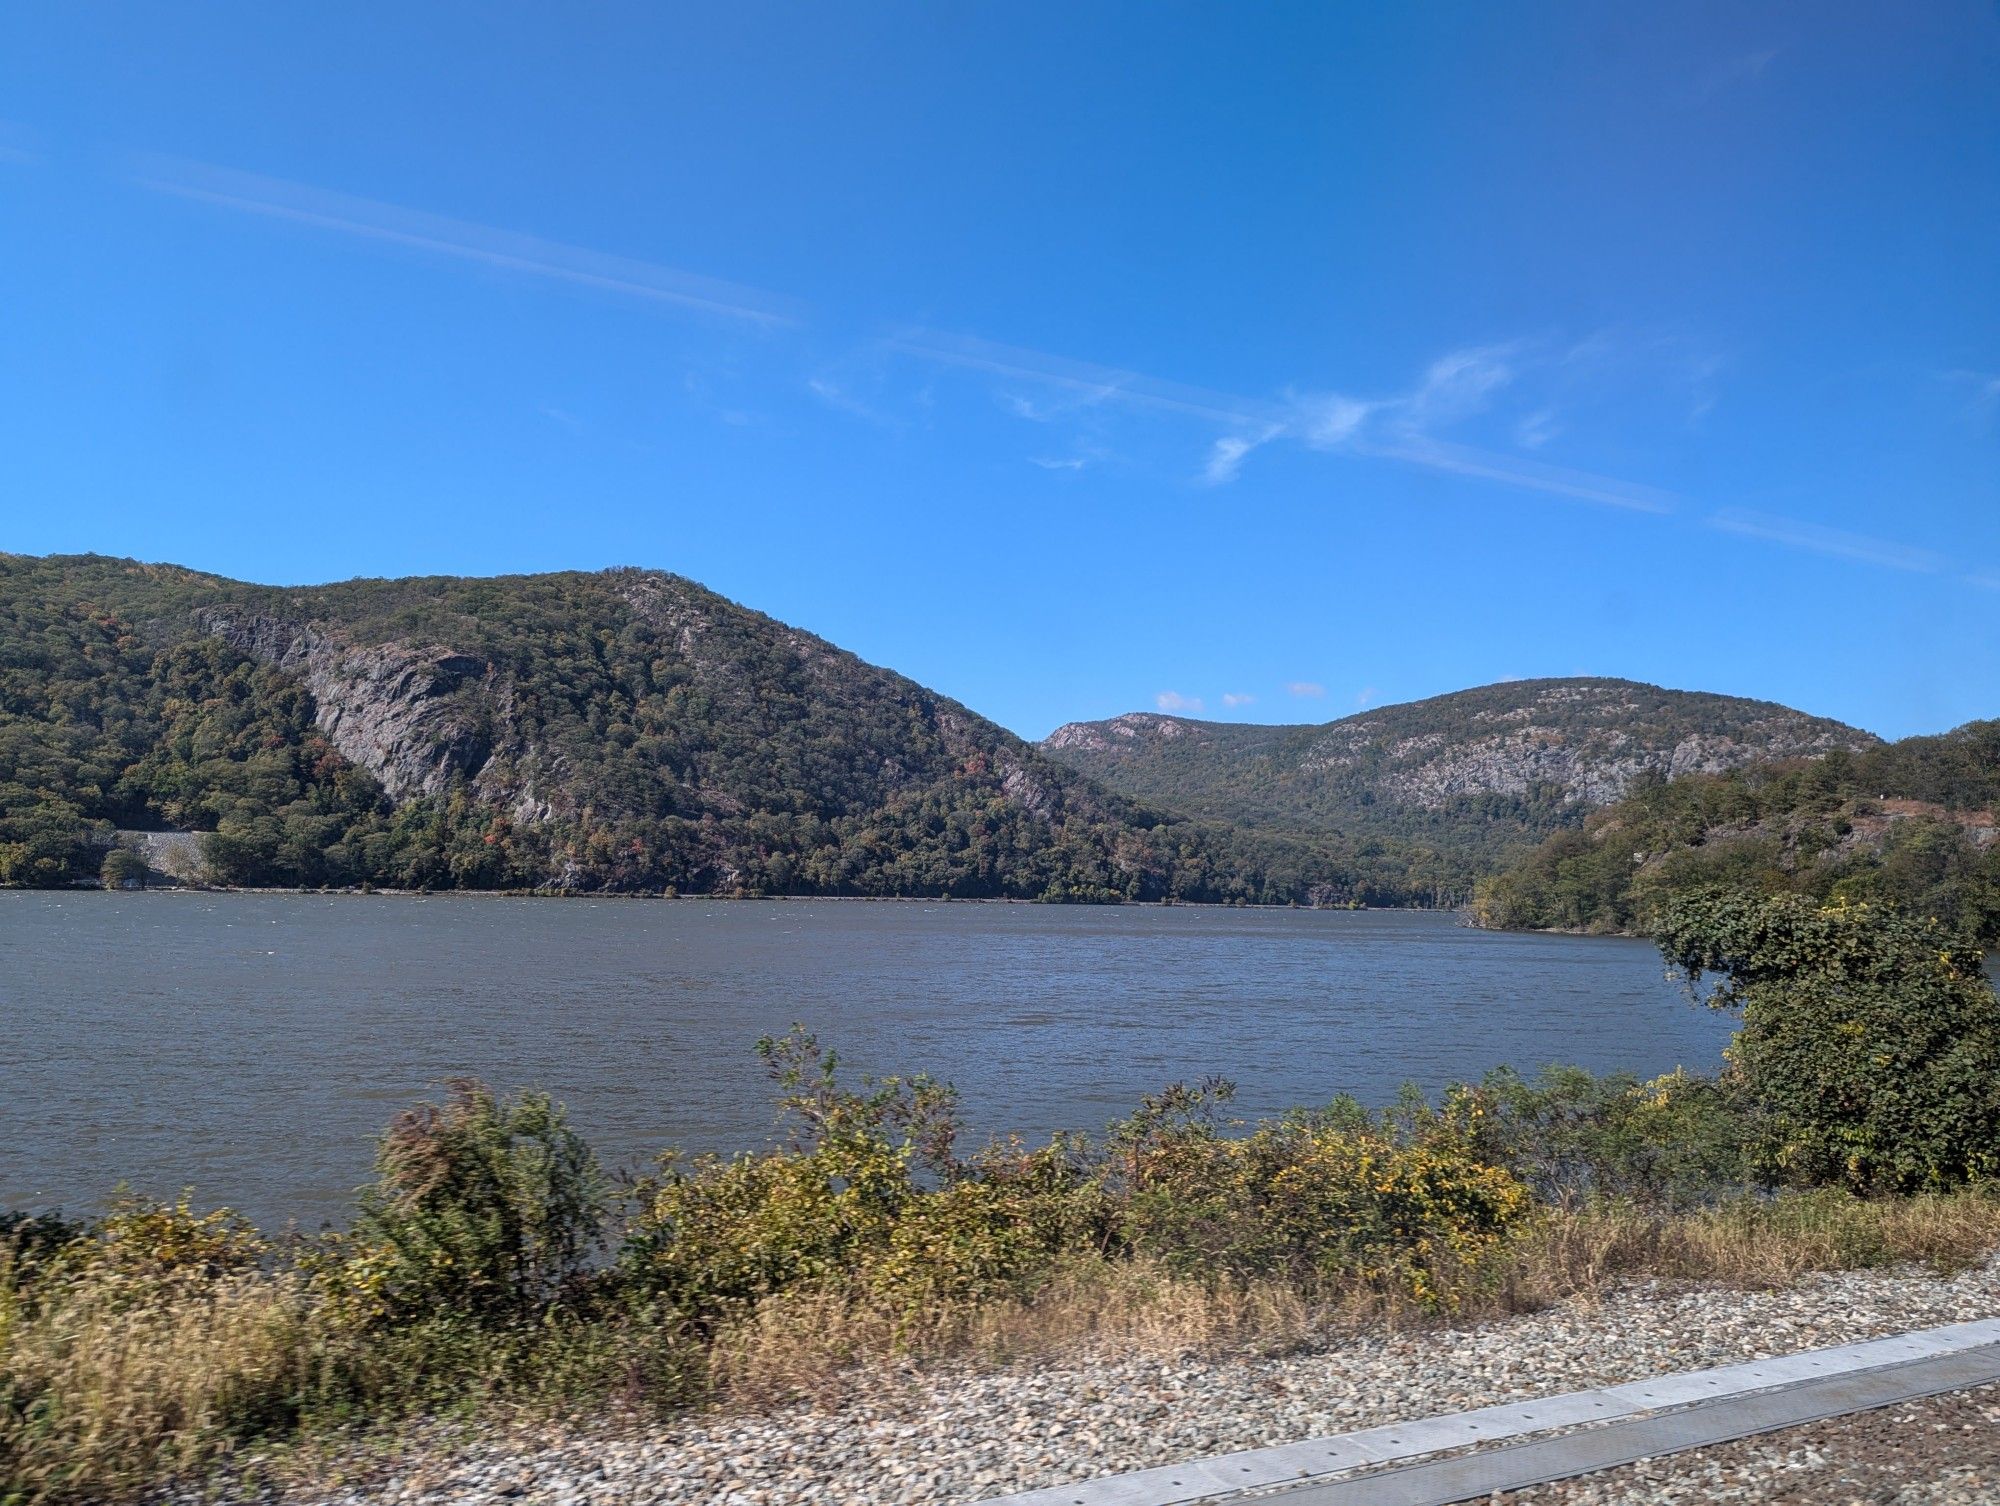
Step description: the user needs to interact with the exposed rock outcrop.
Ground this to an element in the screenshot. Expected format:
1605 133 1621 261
197 608 500 802
1041 677 1882 854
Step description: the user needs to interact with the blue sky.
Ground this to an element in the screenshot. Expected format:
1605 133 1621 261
2 3 1996 741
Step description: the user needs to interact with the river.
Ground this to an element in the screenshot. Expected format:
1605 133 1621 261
1 893 1738 1229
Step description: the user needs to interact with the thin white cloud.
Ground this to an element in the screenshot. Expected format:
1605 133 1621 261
127 155 1983 595
886 328 1284 429
1220 692 1256 708
1697 46 1784 99
134 155 802 328
1287 681 1326 699
1365 437 1679 514
1396 344 1517 432
806 376 900 428
1155 691 1205 713
1355 686 1380 709
1685 353 1725 423
891 328 1685 513
999 385 1121 424
1290 391 1375 448
1707 509 1948 575
1204 436 1256 484
1515 408 1559 450
1202 426 1284 485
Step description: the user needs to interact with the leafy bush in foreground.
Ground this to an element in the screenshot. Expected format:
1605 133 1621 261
1655 888 2000 1193
1462 1065 1753 1210
622 1032 1524 1323
342 1081 604 1327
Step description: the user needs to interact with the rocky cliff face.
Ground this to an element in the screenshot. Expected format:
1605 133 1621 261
194 575 1094 839
1289 682 1871 809
1042 712 1193 755
197 608 514 805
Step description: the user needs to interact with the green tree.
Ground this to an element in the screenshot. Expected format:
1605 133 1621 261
1654 887 2000 1192
99 845 147 888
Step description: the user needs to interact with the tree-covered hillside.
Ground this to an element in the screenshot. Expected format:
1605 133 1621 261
1471 728 2000 942
1042 680 1877 899
0 553 1370 902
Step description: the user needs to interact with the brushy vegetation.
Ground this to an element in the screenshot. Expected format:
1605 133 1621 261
9 896 2000 1502
1655 888 2000 1192
1472 730 2000 943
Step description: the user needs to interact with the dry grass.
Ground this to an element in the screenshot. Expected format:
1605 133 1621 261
0 1262 318 1503
709 1191 2000 1407
1498 1189 2000 1310
706 1256 1333 1406
8 1190 2000 1502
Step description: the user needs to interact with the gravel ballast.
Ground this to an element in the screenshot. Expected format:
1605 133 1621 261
1493 1381 2000 1505
265 1255 2000 1506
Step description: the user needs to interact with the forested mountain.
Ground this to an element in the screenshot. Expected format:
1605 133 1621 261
1471 726 2000 942
5 558 1910 908
0 554 1355 902
1042 679 1878 897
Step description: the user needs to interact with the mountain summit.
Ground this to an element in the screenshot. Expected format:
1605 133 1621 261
1042 678 1879 885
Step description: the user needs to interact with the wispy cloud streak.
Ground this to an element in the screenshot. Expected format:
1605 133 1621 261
133 155 802 328
885 328 1284 428
1365 437 1679 514
892 328 1685 516
1707 510 1950 575
119 155 1988 593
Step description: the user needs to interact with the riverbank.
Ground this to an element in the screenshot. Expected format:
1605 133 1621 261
180 1253 2000 1506
40 882 1415 912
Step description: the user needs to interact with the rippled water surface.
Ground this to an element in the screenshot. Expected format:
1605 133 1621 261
3 893 1739 1228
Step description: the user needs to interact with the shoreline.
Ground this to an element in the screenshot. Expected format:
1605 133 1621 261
18 885 1458 915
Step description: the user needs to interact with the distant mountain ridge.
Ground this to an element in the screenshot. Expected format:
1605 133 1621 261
1042 679 1880 888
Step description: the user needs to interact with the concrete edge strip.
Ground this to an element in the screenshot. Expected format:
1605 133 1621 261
975 1316 2000 1506
1261 1340 2000 1506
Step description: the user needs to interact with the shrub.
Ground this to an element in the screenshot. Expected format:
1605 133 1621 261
1464 1065 1752 1208
866 1138 1116 1314
83 1194 267 1277
1655 888 2000 1191
349 1081 604 1325
1117 1095 1532 1309
0 1199 310 1506
625 1032 915 1321
98 847 146 889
